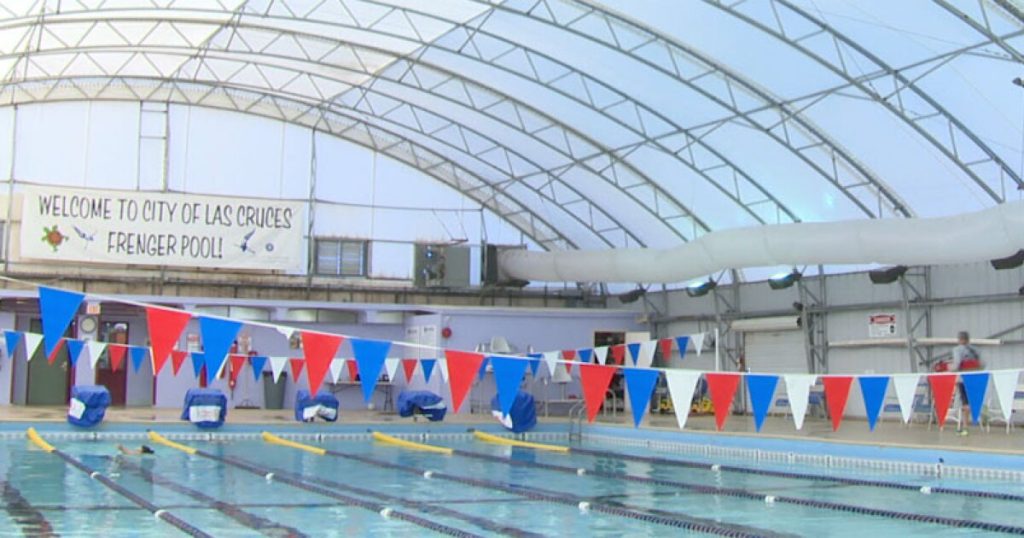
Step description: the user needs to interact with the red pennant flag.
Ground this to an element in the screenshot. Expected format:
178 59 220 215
108 344 127 372
229 354 247 385
347 359 359 381
300 331 344 395
289 358 305 380
47 339 65 365
561 350 576 375
579 364 617 422
705 373 741 430
445 350 485 413
822 376 854 431
401 359 418 382
170 350 188 375
659 338 673 360
611 344 626 365
928 374 958 429
145 306 192 376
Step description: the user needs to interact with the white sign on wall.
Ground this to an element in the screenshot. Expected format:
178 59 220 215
868 313 897 338
20 186 305 271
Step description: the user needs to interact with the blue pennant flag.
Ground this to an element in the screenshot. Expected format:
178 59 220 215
351 338 391 403
191 353 206 378
39 286 85 358
478 356 490 380
491 357 529 416
675 336 690 359
65 339 84 367
858 376 890 431
4 331 21 358
577 348 593 363
527 353 542 377
623 368 660 427
421 358 436 382
199 317 242 379
249 356 267 383
746 374 780 432
961 372 990 425
129 347 148 373
626 343 641 365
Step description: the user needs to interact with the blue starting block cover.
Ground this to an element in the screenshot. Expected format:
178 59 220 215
397 390 447 422
295 390 339 422
180 388 227 429
491 391 537 433
67 385 111 428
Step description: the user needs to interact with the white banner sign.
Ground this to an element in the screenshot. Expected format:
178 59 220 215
20 186 305 271
868 313 897 338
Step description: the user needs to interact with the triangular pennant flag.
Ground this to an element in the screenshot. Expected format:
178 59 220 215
961 372 990 425
705 373 741 430
229 354 247 385
384 358 401 382
46 339 65 365
626 343 641 365
478 356 490 380
289 358 305 381
658 339 673 360
578 363 617 422
623 368 660 427
274 325 296 341
637 340 657 369
891 374 920 424
191 353 205 378
542 351 559 377
268 356 287 382
674 336 690 360
302 331 345 396
199 317 242 382
691 332 706 356
249 356 267 382
746 374 779 432
610 344 626 365
421 359 437 382
346 359 359 381
108 344 127 371
129 346 148 373
23 333 43 361
577 348 593 364
65 339 84 367
593 346 608 365
784 374 817 430
526 354 541 377
928 373 958 429
858 376 889 431
445 350 485 412
87 340 106 369
351 338 390 402
822 376 854 431
145 306 192 377
665 370 701 429
561 350 575 375
992 370 1019 425
438 359 449 383
491 356 529 416
402 359 418 382
38 286 84 358
170 350 188 376
4 331 21 358
329 358 345 383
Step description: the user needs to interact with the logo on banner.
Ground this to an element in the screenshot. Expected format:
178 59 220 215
41 225 67 252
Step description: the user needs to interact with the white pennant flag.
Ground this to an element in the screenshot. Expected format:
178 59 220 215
438 359 450 383
784 374 817 430
269 356 288 382
23 333 43 361
329 358 346 383
636 341 657 369
665 370 701 430
593 346 609 365
274 326 296 340
384 358 401 382
86 340 107 369
992 370 1020 424
891 374 921 424
691 332 706 356
542 351 560 377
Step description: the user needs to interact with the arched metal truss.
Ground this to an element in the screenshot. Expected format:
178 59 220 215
0 0 1020 256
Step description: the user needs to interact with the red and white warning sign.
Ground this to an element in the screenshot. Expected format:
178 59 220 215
869 313 897 338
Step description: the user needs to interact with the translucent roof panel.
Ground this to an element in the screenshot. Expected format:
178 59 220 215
0 0 1021 270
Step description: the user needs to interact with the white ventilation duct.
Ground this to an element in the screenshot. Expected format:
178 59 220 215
498 202 1024 283
731 316 802 332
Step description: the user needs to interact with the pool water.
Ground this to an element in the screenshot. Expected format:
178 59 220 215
1 433 1021 537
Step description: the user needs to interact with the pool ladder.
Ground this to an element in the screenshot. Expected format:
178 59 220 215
568 400 586 443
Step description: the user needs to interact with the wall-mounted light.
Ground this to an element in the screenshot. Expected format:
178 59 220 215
618 286 647 304
991 250 1024 270
868 265 908 285
685 279 717 298
768 269 801 290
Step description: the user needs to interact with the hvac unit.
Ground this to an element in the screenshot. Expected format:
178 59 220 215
413 244 470 288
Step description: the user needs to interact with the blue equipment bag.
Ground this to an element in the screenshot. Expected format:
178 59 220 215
67 385 111 428
181 388 227 429
294 390 340 422
491 391 537 433
397 390 447 422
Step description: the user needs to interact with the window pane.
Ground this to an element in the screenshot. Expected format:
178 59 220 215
339 241 365 276
315 240 340 275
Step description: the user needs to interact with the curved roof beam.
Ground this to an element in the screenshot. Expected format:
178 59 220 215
0 75 581 251
704 0 1024 202
482 0 911 218
931 0 1024 63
